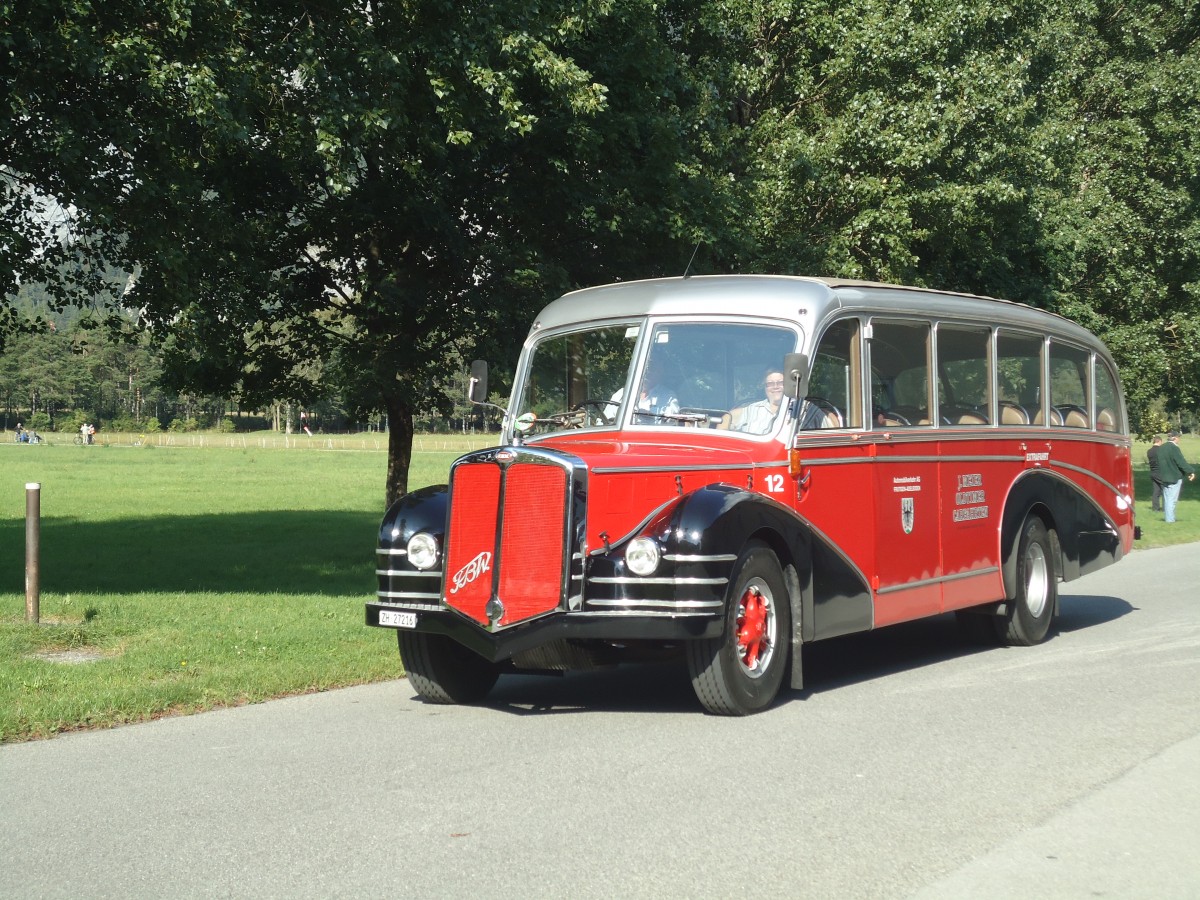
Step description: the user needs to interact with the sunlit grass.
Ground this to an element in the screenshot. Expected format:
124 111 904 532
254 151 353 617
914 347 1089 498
1 438 475 741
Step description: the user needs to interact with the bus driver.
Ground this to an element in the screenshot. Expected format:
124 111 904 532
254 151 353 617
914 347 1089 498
719 369 785 434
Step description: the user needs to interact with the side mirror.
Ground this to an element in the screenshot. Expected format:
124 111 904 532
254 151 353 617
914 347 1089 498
782 352 809 399
468 360 489 404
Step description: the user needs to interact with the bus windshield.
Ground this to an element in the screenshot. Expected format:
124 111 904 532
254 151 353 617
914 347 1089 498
512 320 801 436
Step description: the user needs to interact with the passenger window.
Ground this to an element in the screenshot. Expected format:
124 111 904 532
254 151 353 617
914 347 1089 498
1095 361 1124 433
870 320 931 427
937 325 991 425
1049 341 1090 428
803 319 860 429
996 331 1043 426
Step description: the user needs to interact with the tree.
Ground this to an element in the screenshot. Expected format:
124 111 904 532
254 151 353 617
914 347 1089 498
2 0 736 505
708 0 1200 427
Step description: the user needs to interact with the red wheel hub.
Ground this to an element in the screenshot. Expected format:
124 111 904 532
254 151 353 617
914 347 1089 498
737 586 770 671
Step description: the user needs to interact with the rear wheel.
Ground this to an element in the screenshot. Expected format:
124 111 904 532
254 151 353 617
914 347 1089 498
1001 516 1057 646
398 631 499 704
686 542 791 716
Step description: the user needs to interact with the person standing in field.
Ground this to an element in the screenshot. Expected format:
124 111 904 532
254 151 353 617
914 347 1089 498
1146 434 1164 512
1159 430 1196 524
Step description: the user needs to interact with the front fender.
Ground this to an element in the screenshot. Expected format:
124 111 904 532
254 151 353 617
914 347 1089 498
587 484 872 643
377 485 448 603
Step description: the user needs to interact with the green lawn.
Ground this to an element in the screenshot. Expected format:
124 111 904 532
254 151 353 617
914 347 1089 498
1130 434 1200 548
1 438 483 741
2 431 1196 741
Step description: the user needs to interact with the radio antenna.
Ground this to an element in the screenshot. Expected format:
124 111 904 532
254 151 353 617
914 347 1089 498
682 241 702 278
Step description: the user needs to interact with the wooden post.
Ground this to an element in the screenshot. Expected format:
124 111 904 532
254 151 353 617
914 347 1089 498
25 483 40 623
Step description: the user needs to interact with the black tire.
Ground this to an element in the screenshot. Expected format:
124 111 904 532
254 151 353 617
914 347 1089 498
1001 516 1057 646
686 542 791 716
398 631 499 705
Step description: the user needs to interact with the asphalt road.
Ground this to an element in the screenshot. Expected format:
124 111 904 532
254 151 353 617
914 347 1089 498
3 543 1199 899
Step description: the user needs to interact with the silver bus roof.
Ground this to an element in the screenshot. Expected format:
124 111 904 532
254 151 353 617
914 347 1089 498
530 275 1106 355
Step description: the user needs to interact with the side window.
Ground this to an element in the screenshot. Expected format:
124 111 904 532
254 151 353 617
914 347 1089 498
937 325 991 425
1095 360 1125 433
1049 341 1090 427
996 331 1043 426
803 319 860 429
870 320 931 426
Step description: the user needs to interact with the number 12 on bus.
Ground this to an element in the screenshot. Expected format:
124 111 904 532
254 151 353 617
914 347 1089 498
370 276 1137 716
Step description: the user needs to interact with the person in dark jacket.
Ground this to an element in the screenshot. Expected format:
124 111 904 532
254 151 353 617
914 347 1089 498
1146 435 1164 512
1159 431 1196 523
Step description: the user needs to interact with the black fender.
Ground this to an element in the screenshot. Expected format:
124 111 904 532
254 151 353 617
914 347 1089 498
590 484 873 649
377 485 448 601
1000 470 1123 601
380 484 449 550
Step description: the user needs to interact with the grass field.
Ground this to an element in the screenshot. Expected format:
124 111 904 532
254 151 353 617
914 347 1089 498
2 431 1196 741
0 435 490 741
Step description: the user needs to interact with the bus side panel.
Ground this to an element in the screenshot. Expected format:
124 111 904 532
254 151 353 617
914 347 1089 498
872 441 942 627
940 438 1012 612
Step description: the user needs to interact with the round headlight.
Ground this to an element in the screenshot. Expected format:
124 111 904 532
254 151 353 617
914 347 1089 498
626 537 661 576
407 532 440 570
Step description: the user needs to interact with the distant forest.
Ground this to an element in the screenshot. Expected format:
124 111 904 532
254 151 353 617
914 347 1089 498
1 286 487 436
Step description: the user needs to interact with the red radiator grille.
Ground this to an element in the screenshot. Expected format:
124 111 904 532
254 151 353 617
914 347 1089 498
444 462 501 626
498 463 569 623
444 459 569 627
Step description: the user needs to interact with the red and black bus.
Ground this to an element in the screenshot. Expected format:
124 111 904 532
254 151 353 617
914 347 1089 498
369 276 1136 715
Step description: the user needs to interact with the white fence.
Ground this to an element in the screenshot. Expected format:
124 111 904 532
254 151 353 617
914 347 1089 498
36 432 496 453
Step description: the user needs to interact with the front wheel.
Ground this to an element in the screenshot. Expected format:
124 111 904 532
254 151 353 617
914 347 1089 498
1001 516 1057 646
686 542 791 715
398 631 500 704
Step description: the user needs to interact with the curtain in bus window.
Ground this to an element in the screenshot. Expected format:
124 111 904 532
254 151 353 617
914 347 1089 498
1095 361 1124 432
996 331 1043 426
870 320 932 427
1049 341 1091 428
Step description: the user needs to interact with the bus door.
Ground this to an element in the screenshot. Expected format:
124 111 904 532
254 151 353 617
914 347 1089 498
938 324 1005 609
867 319 943 625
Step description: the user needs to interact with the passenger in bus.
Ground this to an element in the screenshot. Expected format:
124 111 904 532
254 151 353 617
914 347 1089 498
630 357 681 423
719 369 784 434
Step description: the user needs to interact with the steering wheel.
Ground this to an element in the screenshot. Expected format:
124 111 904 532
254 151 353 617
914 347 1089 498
571 399 617 426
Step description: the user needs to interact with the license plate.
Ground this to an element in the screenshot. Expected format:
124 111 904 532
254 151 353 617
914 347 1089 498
378 609 417 629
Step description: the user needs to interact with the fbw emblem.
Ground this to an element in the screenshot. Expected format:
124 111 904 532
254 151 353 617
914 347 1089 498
901 497 915 535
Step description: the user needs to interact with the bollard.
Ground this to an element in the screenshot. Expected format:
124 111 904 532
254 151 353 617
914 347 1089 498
26 483 40 623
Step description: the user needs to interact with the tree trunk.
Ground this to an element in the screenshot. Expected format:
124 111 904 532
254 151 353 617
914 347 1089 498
384 392 415 509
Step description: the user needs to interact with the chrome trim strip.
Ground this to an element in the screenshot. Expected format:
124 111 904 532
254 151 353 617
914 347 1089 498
376 593 442 603
590 463 751 475
589 576 729 586
375 569 439 578
1051 460 1122 497
875 566 1001 595
663 553 738 563
376 547 408 557
588 598 723 610
802 454 1024 466
570 609 718 618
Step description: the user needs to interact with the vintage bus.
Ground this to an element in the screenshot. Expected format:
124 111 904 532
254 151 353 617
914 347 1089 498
370 276 1137 715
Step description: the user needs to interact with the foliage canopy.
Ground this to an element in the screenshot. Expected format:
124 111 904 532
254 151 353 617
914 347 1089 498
3 0 1199 500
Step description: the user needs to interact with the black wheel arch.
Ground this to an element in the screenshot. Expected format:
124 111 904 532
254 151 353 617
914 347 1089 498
609 483 872 647
379 484 449 550
999 469 1118 600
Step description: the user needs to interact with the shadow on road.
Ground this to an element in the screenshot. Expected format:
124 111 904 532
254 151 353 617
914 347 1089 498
422 591 1134 716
